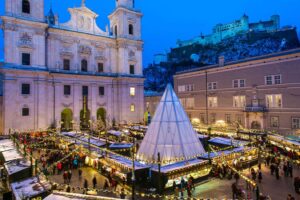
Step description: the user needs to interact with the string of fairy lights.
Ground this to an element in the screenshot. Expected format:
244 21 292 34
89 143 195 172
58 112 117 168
10 131 261 199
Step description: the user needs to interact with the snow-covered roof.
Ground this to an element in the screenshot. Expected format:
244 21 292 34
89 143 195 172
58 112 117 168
78 136 106 147
45 191 123 200
151 158 208 174
2 149 23 162
11 175 51 200
209 137 248 147
108 130 123 137
107 153 149 170
200 147 246 159
137 84 206 164
0 139 15 152
109 143 133 149
4 159 31 175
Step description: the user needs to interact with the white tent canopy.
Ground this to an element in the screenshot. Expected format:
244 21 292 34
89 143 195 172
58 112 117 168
137 84 205 164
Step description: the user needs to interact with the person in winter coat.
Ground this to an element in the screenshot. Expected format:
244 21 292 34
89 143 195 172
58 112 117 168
258 170 263 183
92 176 97 188
63 171 68 184
78 168 82 179
68 170 72 183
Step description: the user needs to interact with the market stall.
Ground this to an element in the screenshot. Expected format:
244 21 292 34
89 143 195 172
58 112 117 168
200 147 258 169
4 159 31 182
99 153 149 184
150 158 211 190
0 149 23 163
10 174 51 200
208 137 249 148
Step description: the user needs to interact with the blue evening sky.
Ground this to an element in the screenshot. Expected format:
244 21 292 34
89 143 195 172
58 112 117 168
0 0 300 66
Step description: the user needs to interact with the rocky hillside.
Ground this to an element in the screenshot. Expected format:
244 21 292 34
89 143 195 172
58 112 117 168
145 28 300 93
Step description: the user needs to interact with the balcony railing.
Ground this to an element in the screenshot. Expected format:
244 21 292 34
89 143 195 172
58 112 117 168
244 106 268 112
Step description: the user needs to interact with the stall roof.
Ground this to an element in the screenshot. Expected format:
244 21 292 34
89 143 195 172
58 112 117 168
4 159 31 175
61 132 80 138
108 130 123 137
0 139 15 152
198 134 209 139
200 147 245 159
45 191 124 200
209 137 248 147
109 143 133 149
269 135 300 147
2 149 23 162
151 158 208 174
107 154 149 170
11 176 51 200
78 136 106 147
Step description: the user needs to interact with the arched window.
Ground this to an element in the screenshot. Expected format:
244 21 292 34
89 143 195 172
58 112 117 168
81 59 88 72
22 106 29 116
22 0 30 14
114 25 118 36
129 24 134 35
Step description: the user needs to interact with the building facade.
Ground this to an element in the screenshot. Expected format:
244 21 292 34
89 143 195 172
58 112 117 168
0 0 144 134
174 49 300 135
177 14 280 47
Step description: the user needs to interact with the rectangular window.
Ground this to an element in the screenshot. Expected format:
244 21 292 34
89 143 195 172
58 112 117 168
292 118 300 129
210 113 216 123
178 85 186 92
82 86 88 96
274 75 281 85
233 80 239 88
130 87 135 96
186 98 195 108
225 114 231 124
130 65 135 75
236 114 243 124
265 75 282 85
266 94 282 108
64 85 71 96
200 113 205 124
233 79 245 88
63 59 70 70
98 63 104 73
22 53 30 65
22 107 29 116
270 116 279 128
233 96 246 108
21 83 30 95
208 82 217 90
208 97 218 108
99 86 105 96
186 84 194 92
130 104 135 112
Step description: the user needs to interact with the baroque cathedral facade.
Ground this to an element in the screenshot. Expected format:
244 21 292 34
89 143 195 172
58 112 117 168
0 0 144 133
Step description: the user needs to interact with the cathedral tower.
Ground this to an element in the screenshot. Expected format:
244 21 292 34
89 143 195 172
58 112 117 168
5 0 44 22
109 0 143 75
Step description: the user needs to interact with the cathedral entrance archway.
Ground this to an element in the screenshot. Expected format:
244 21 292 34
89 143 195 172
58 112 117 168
97 108 106 125
80 109 90 130
61 108 73 131
251 121 261 130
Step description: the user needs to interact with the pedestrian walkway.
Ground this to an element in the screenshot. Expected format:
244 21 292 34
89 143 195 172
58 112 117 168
48 167 126 199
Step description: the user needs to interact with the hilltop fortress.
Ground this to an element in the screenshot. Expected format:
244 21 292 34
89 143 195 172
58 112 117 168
177 14 280 47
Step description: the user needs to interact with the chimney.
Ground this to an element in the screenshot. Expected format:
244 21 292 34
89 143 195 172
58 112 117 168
219 56 225 67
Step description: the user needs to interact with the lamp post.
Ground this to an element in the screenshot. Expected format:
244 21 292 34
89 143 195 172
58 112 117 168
131 138 136 200
157 152 161 195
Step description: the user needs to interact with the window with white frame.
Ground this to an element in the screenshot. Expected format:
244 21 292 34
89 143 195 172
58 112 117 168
180 98 195 108
233 79 245 88
178 85 186 92
208 97 218 108
130 104 135 112
208 82 217 90
233 96 246 108
266 94 282 108
265 75 282 85
186 84 194 92
130 87 135 96
225 114 231 124
271 116 279 128
292 118 300 129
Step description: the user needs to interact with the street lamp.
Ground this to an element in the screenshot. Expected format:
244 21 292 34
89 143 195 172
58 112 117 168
131 138 136 200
